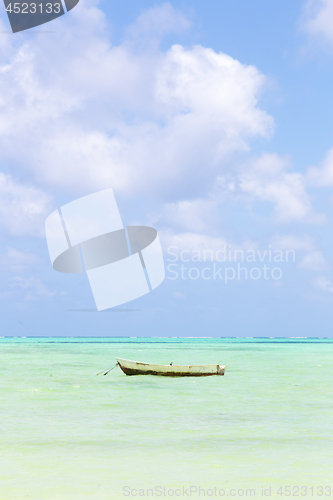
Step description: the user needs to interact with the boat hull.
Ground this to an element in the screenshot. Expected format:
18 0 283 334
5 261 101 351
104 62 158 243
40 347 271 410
116 358 225 377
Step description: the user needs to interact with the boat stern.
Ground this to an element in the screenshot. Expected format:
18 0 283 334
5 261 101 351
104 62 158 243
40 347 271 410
218 365 226 375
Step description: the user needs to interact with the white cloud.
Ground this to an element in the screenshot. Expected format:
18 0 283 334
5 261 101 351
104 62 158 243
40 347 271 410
299 250 330 270
125 2 191 42
0 2 273 202
0 173 53 236
312 275 333 292
306 147 333 186
161 231 228 260
161 230 260 262
270 234 316 251
9 276 56 301
0 1 323 252
300 0 333 47
239 153 323 223
0 247 39 272
159 197 219 233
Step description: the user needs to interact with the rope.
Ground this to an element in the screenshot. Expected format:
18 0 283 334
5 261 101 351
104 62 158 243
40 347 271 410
96 363 118 376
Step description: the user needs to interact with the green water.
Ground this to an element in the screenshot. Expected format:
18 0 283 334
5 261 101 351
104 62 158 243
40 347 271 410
0 338 332 500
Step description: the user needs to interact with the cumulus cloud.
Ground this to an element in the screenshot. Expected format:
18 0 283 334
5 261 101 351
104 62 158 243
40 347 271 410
306 147 333 186
270 233 316 251
238 153 323 223
0 246 40 272
300 0 333 47
161 232 230 263
161 231 227 253
158 197 220 233
9 276 56 300
0 173 53 237
125 2 191 42
299 250 330 270
0 0 324 257
0 2 273 202
312 275 333 292
160 230 262 262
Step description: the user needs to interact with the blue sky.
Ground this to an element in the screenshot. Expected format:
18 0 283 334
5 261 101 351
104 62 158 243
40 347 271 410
1 0 333 337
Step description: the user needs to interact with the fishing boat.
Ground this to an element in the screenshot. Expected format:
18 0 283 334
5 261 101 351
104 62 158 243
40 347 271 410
116 358 225 377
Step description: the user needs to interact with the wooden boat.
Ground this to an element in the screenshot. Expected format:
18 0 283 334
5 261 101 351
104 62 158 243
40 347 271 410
116 358 225 377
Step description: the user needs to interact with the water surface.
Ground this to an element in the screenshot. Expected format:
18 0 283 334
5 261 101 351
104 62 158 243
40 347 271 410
0 338 332 499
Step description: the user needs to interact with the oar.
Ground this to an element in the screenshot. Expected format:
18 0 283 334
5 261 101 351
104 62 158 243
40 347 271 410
96 363 118 376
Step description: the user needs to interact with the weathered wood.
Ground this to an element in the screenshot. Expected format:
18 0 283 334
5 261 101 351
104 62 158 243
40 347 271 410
116 358 225 377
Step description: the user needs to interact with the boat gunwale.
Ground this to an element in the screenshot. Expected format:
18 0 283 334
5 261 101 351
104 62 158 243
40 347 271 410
116 358 225 369
116 358 226 376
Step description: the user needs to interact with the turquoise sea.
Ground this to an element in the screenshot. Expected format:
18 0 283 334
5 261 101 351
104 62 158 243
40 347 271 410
0 338 332 500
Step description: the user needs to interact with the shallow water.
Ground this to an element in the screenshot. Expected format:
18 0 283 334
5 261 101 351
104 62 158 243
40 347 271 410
0 338 332 499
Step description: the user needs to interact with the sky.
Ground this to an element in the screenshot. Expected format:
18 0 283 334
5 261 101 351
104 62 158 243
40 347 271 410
1 0 333 337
